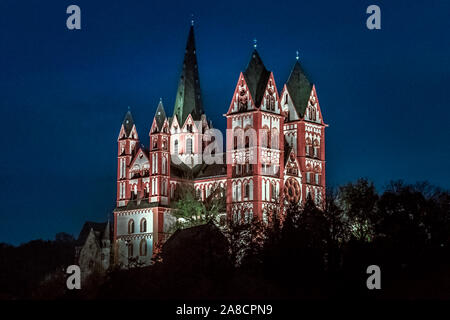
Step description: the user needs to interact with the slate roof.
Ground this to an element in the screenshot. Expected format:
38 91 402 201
154 100 167 132
173 25 204 125
121 111 135 138
76 221 109 246
243 50 271 108
286 61 313 118
114 199 160 212
170 154 227 180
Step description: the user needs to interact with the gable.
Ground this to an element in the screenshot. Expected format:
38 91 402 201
130 149 150 171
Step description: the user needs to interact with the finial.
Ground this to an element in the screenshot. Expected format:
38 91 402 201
160 97 162 103
127 105 130 111
191 14 194 26
296 50 299 61
253 38 257 49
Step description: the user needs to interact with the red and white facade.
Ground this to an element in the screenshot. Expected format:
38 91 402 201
113 26 327 267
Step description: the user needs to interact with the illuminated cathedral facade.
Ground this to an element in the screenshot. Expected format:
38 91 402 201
113 25 327 266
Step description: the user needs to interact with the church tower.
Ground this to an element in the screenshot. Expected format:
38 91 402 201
170 24 210 168
149 100 172 245
116 110 139 207
149 100 170 205
226 49 284 222
280 58 327 206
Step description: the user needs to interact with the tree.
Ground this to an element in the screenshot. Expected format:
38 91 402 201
338 178 378 242
170 183 226 231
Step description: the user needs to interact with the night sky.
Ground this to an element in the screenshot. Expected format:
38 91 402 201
0 0 449 245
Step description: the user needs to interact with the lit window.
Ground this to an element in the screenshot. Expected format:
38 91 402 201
128 219 135 234
186 138 192 154
128 242 134 257
139 239 147 256
140 218 146 233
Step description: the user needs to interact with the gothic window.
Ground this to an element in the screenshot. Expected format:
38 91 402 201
244 182 250 198
162 179 166 196
234 136 238 150
174 140 179 154
271 128 279 150
152 178 157 195
140 218 147 233
245 135 250 148
266 89 275 111
314 147 320 158
307 172 314 184
186 138 192 154
313 140 320 158
170 184 175 199
139 239 147 256
128 242 134 257
238 89 248 111
128 219 135 234
271 182 277 201
153 138 158 149
186 124 193 133
284 177 301 204
152 154 158 174
308 105 317 121
261 126 270 148
234 184 239 202
237 182 242 201
162 157 167 174
305 138 312 156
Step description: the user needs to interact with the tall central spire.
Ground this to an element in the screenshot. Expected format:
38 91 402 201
173 25 204 125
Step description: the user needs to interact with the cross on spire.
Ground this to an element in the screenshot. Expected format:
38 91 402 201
191 14 194 26
296 50 299 60
253 38 257 49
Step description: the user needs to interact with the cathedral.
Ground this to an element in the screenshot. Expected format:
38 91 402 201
113 24 327 267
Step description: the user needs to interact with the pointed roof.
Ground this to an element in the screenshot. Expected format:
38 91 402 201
76 221 109 246
122 110 135 137
286 61 313 118
154 100 167 132
173 25 204 125
243 50 271 108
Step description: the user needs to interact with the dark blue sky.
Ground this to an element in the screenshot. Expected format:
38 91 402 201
0 0 449 244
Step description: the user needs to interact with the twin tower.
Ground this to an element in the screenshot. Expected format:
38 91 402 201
113 25 327 266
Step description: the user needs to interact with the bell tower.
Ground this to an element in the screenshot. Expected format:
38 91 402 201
280 58 327 206
149 100 170 206
116 110 139 207
226 49 284 222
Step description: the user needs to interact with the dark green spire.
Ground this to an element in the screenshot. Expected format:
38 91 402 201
243 49 271 108
121 110 134 137
173 25 204 125
286 60 313 118
154 99 167 132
